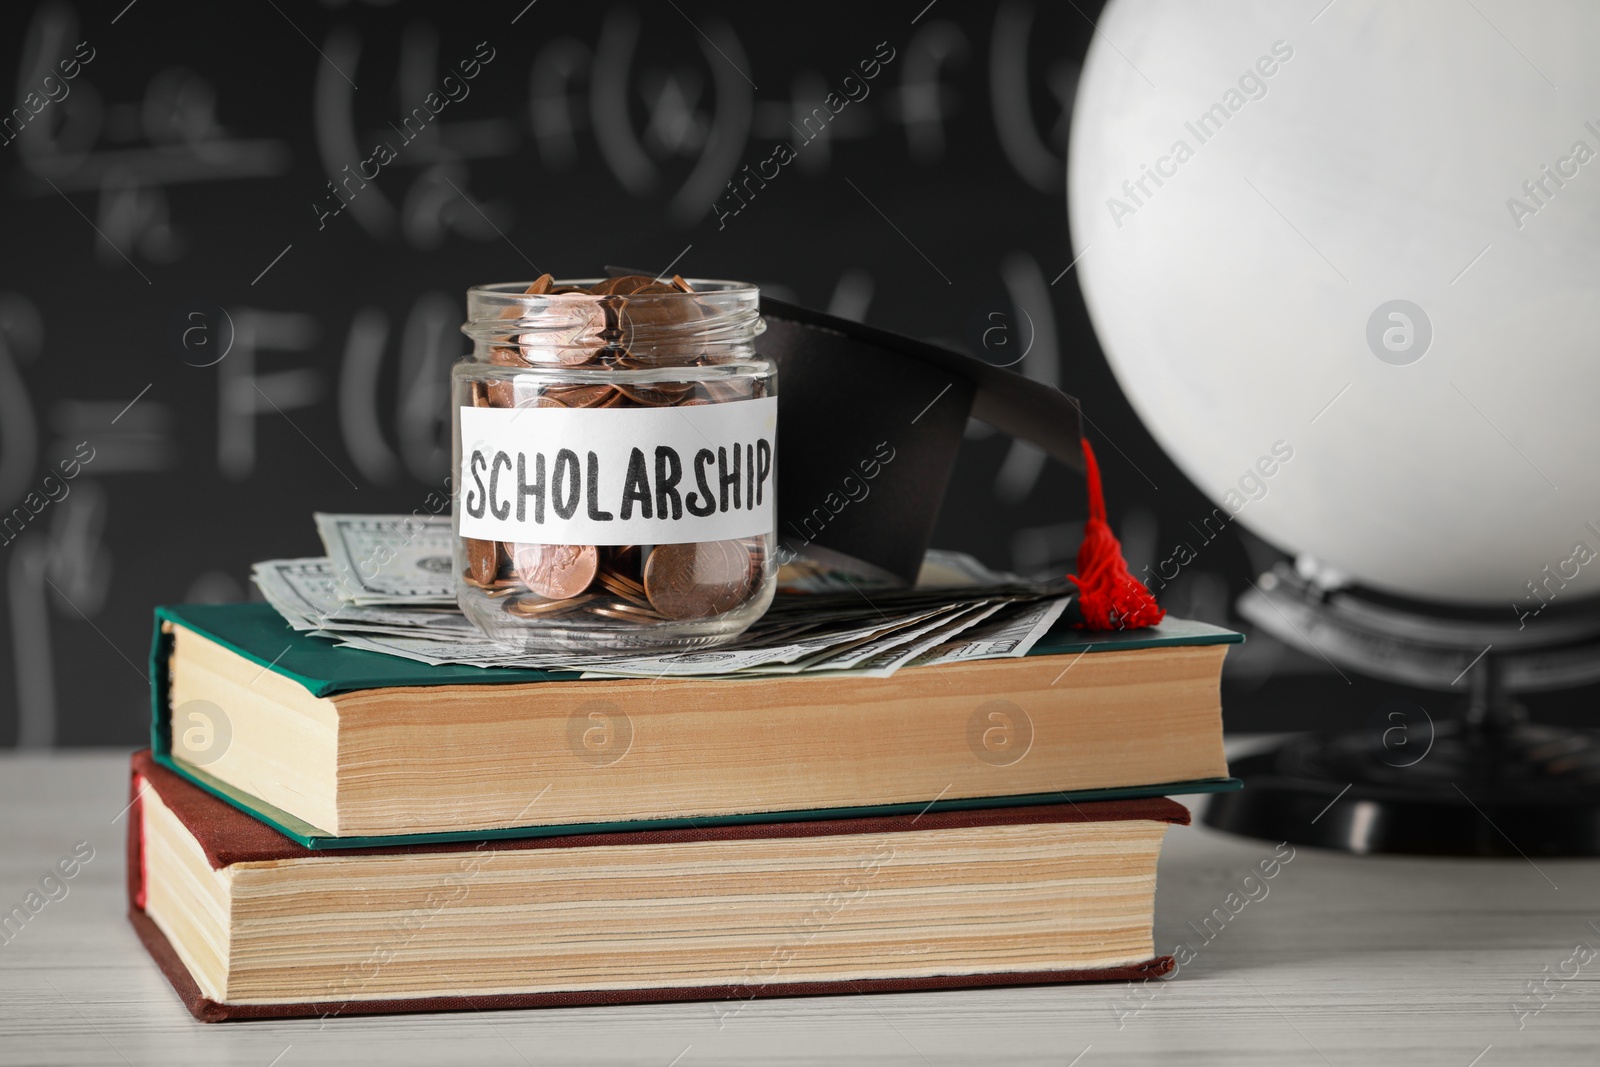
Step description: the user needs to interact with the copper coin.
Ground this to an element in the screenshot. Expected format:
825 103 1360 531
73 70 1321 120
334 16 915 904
618 292 703 340
482 574 524 599
600 589 652 612
485 335 524 404
513 543 599 600
615 381 693 405
608 544 643 575
593 275 656 295
544 295 607 365
589 603 665 622
555 345 603 367
597 546 648 603
600 569 646 596
508 593 596 617
597 572 650 607
670 274 695 293
741 537 767 588
544 383 615 407
464 538 500 586
553 303 608 367
643 540 755 620
488 278 553 363
487 364 561 408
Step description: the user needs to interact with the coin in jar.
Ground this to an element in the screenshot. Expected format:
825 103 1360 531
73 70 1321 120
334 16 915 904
617 290 703 348
464 538 500 586
740 536 768 588
588 601 665 622
597 569 651 607
508 592 597 617
642 540 755 620
606 544 643 577
616 381 694 406
591 274 656 295
543 383 615 407
513 543 600 600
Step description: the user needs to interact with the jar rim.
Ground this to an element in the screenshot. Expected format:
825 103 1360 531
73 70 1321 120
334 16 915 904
461 277 763 364
467 278 759 299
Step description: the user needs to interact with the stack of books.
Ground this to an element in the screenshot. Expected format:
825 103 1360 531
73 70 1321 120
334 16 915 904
129 597 1239 1021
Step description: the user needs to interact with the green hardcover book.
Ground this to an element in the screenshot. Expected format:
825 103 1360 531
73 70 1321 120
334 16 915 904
151 602 1241 848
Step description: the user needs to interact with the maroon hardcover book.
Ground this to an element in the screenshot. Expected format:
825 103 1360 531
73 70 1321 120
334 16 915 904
127 750 1184 1022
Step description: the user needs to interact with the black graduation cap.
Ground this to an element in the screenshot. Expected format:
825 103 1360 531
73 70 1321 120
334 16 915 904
593 268 1161 628
755 297 1083 584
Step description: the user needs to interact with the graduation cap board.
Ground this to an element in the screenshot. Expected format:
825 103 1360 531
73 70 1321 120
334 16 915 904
591 268 1161 631
755 298 1163 631
755 297 1079 582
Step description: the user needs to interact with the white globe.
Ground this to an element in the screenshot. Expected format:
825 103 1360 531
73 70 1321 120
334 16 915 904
1068 0 1600 606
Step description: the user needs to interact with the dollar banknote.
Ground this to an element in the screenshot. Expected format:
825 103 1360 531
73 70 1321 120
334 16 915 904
314 513 457 604
252 516 1078 679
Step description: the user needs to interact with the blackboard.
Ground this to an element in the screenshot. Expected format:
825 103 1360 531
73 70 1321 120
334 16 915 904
5 0 1579 747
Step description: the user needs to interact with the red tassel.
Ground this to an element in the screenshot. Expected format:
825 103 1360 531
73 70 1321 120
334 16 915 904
1069 437 1165 630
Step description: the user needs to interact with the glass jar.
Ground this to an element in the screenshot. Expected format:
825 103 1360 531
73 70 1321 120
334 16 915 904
453 277 776 653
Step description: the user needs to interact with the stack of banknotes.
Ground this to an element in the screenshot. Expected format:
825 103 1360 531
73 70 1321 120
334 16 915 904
250 514 1075 680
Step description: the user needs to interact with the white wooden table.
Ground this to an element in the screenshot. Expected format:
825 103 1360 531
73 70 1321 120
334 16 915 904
2 747 1597 1066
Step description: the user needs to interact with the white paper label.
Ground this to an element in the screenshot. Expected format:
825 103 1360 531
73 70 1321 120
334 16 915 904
458 397 776 546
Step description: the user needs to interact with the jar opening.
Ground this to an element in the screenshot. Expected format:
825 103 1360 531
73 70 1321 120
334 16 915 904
462 278 762 367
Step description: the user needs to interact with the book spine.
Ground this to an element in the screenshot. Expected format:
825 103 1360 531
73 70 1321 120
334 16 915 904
147 612 177 759
127 771 149 911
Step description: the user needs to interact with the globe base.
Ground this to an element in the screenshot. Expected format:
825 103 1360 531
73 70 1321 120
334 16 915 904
1206 657 1600 856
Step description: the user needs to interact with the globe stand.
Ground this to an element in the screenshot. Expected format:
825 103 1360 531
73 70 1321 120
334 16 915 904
1203 562 1600 856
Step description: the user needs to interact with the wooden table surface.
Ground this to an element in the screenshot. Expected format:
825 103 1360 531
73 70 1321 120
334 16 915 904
2 747 1597 1066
